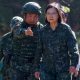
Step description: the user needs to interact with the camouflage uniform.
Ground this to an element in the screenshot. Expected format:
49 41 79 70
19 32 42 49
37 23 79 80
9 2 43 80
10 21 43 80
0 16 23 80
0 57 4 80
0 32 13 80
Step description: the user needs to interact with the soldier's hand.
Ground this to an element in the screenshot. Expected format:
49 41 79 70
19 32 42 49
25 27 33 36
34 71 40 79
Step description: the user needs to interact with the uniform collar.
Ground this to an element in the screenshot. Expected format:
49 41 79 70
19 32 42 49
22 21 39 28
46 23 61 32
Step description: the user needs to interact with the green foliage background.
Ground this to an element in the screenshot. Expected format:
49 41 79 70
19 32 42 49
0 1 80 79
0 0 48 36
0 0 80 47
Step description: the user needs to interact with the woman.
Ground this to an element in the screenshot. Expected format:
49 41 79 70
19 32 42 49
38 3 79 80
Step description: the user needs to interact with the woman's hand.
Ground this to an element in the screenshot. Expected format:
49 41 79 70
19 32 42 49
69 66 78 77
34 71 40 79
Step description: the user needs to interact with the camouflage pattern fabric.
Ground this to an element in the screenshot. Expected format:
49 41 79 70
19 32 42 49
37 23 79 80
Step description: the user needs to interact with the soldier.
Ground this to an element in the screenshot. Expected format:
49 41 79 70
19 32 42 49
10 2 43 80
60 5 70 23
60 4 80 80
0 16 23 80
35 3 79 80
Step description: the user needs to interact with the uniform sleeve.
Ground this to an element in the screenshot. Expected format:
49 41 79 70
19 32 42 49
66 26 79 67
13 26 27 39
76 55 80 70
0 38 4 72
0 38 3 60
33 31 43 72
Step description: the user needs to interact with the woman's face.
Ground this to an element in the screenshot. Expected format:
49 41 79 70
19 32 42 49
46 7 59 23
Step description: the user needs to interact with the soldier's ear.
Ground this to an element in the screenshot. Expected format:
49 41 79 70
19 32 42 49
23 14 27 21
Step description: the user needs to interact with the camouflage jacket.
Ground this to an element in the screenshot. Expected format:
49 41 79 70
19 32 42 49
36 23 79 73
10 21 43 72
0 32 13 69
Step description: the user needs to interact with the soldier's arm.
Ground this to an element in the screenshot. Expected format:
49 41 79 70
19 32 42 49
0 38 4 60
33 23 44 72
0 38 4 72
13 26 27 39
13 22 44 39
1 35 12 66
66 26 79 67
33 31 43 72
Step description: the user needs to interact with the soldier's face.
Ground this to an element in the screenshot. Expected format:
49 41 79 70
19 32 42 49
46 7 59 23
24 13 39 24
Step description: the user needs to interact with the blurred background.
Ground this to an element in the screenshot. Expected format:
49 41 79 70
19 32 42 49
0 0 80 48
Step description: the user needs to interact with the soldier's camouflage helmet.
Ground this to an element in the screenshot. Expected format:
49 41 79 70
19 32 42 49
10 16 23 28
22 2 42 15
